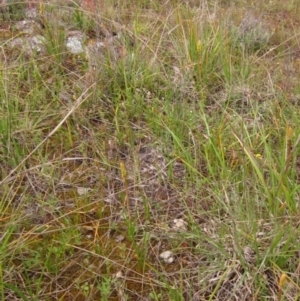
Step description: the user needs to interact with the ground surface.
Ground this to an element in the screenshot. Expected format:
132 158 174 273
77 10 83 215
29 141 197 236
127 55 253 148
0 0 300 300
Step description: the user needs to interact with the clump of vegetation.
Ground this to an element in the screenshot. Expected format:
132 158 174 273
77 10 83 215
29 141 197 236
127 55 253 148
0 0 300 300
0 0 26 21
236 12 272 53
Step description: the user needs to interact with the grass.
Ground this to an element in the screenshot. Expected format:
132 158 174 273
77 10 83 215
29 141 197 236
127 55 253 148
1 0 300 300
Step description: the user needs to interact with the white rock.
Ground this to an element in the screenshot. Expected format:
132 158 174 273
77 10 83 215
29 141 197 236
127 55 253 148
77 187 91 196
115 271 123 278
172 219 187 231
66 35 85 54
159 250 174 264
8 35 46 55
15 20 37 34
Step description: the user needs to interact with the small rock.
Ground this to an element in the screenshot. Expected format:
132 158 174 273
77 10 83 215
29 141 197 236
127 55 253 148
77 187 91 196
115 235 125 243
115 271 123 278
15 19 38 34
159 250 175 264
172 219 187 231
104 197 115 204
8 35 46 55
66 32 85 54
